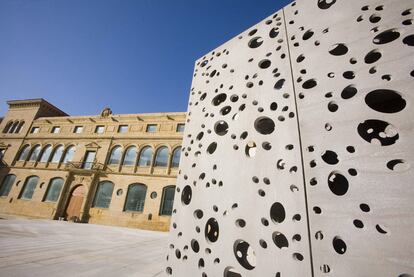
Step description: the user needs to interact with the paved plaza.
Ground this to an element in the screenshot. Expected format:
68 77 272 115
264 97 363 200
0 216 169 276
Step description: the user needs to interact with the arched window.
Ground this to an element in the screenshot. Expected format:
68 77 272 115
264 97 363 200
62 146 75 164
50 145 64 163
108 146 122 165
43 178 64 202
14 121 24 133
171 147 181 168
17 145 31 161
123 146 137 166
138 146 153 167
19 176 39 200
39 145 52 163
160 186 175 215
28 145 41 161
9 121 19 133
3 121 13 133
124 183 147 212
0 174 16 197
154 146 169 167
93 181 114 208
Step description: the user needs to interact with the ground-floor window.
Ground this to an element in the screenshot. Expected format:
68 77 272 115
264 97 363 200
93 181 114 208
19 176 39 200
0 174 16 197
43 178 64 202
124 183 147 212
160 186 175 216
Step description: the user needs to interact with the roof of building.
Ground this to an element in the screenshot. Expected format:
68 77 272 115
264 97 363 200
7 98 69 116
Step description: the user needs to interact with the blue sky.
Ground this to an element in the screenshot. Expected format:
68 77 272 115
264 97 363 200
0 0 291 116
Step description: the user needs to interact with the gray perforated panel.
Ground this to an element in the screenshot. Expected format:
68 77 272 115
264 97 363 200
284 0 414 276
165 0 414 276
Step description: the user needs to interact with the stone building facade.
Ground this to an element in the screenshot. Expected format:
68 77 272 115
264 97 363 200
0 99 185 231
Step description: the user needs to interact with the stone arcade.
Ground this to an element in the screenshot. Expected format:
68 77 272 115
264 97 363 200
165 0 414 276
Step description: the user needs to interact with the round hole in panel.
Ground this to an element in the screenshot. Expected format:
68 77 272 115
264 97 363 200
357 119 399 146
191 239 200 253
364 49 382 64
302 29 314 40
376 224 388 234
254 117 275 135
181 185 192 205
321 150 339 165
194 209 204 219
328 171 349 196
365 89 406 113
235 219 246 228
258 59 271 69
328 43 348 56
274 79 286 90
403 35 414 46
214 121 229 136
212 93 227 106
386 159 409 171
207 142 218 154
353 219 364 228
233 240 256 270
270 202 286 223
332 236 347 254
273 231 289 249
269 28 279 38
205 218 219 243
373 29 400 44
341 85 357 99
245 141 257 157
248 37 264 48
224 267 242 277
318 0 337 9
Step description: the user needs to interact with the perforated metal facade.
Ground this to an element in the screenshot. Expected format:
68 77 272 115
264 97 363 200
165 0 414 276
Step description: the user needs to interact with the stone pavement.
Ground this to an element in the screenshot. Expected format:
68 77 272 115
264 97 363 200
0 216 169 277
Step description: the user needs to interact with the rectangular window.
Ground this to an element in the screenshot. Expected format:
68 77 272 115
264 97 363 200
95 125 105 134
146 124 157 133
176 123 185 133
160 186 175 216
51 126 60 134
74 126 83 134
31 127 40 134
82 151 96 169
118 125 128 133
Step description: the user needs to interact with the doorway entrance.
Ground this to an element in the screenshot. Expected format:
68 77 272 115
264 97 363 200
65 185 85 222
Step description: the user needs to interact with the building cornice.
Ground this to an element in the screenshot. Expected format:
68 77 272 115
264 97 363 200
34 112 187 124
18 135 184 141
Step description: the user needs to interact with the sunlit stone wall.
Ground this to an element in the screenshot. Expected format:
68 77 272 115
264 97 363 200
165 0 414 276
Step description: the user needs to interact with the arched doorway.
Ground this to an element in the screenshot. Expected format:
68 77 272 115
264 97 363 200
65 185 85 222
